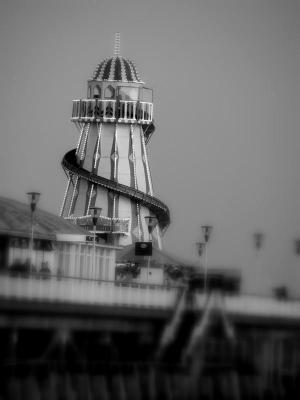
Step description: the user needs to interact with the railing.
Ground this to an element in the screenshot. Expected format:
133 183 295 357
139 101 153 123
0 272 179 309
118 100 137 122
1 271 300 320
192 292 300 321
223 294 300 320
71 99 153 124
65 215 130 234
72 99 116 122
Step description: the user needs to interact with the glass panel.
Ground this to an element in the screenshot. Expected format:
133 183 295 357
57 243 64 277
104 85 115 99
80 244 85 278
140 87 153 102
74 244 80 277
105 255 110 280
86 245 92 279
118 86 139 101
93 85 101 98
96 248 102 280
64 243 70 276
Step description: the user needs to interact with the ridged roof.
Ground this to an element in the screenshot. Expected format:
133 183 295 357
92 56 142 83
116 244 191 266
0 197 87 240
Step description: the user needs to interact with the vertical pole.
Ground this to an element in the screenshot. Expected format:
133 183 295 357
147 257 150 284
93 224 96 280
30 211 34 274
201 225 213 294
204 244 208 293
147 231 150 283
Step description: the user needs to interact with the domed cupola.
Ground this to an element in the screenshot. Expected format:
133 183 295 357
92 56 142 83
86 33 146 100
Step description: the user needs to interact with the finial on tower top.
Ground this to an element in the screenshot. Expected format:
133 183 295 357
114 32 121 56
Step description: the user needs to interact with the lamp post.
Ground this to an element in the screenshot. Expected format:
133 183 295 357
145 216 158 241
89 207 102 279
201 225 213 292
145 216 158 282
27 192 41 274
196 241 205 283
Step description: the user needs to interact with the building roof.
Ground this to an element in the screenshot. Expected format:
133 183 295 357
92 56 142 83
116 244 188 267
0 196 87 240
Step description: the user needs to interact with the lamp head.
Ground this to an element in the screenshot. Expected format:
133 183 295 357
294 239 300 255
90 207 102 226
253 232 264 250
201 225 213 243
196 242 205 257
145 216 158 235
27 192 41 213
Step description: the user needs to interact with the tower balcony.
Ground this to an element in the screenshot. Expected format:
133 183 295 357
71 99 153 124
65 216 131 235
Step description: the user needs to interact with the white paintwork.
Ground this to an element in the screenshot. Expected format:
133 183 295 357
0 274 178 309
2 272 300 319
139 265 164 285
56 234 86 242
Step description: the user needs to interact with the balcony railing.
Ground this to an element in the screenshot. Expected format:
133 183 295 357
0 272 179 309
65 215 130 235
71 99 153 124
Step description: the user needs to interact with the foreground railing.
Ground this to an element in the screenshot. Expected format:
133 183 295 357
192 292 300 321
2 272 300 319
223 294 300 320
0 272 179 309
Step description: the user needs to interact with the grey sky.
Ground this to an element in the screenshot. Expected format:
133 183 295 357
0 0 299 296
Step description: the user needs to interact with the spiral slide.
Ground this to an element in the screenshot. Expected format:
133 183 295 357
62 149 170 231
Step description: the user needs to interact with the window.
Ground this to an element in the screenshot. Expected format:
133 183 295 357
96 248 104 280
74 244 80 277
118 86 139 101
79 244 86 278
64 243 71 276
140 87 153 103
104 252 110 280
57 243 64 277
94 85 101 98
104 85 115 99
86 245 92 279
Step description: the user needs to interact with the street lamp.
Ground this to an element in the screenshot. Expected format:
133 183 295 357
27 192 41 273
253 232 264 251
196 242 205 258
201 225 213 292
196 242 205 290
89 207 102 278
294 239 300 256
145 216 158 282
145 216 158 241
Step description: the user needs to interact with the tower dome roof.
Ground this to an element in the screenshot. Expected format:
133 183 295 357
92 56 143 83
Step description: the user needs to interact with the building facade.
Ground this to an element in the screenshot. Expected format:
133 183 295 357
0 197 117 282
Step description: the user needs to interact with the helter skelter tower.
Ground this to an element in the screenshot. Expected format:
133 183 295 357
60 35 170 248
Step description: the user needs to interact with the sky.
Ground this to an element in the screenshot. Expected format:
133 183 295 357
0 0 299 296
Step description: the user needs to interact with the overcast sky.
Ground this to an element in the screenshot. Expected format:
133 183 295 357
0 0 299 296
